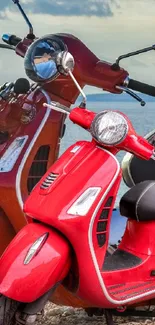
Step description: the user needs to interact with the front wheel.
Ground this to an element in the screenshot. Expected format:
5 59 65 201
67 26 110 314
0 295 37 325
0 295 19 325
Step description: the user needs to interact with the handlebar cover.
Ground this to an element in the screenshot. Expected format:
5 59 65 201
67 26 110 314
128 79 155 97
124 134 154 160
70 107 96 129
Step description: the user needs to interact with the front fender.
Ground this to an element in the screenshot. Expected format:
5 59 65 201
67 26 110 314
0 223 71 303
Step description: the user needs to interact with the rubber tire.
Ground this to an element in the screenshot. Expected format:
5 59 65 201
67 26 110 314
0 295 19 325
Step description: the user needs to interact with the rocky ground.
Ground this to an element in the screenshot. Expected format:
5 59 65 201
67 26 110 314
36 303 155 325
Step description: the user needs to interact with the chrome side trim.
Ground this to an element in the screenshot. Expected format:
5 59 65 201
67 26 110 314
15 89 51 210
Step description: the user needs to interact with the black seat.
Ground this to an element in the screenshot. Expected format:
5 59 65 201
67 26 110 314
125 156 155 186
120 180 155 222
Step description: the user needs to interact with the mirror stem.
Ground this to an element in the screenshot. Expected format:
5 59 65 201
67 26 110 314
112 44 155 70
68 70 87 107
15 1 34 37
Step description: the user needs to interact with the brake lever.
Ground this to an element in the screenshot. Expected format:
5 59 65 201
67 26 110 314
43 101 71 115
0 82 14 100
116 85 146 107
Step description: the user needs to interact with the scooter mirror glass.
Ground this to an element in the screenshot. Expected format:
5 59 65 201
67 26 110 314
33 41 57 80
24 35 67 83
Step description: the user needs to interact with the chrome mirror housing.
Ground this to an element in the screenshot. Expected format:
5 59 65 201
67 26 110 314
56 51 75 75
24 35 67 83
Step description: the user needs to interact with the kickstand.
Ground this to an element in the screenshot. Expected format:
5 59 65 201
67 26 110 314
104 309 115 325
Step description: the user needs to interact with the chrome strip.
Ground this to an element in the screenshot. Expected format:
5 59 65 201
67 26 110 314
15 89 51 210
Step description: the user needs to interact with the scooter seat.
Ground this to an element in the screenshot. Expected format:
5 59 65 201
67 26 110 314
120 180 155 222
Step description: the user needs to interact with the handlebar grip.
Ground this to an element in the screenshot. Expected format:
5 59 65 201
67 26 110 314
7 35 22 46
2 34 22 47
128 79 155 97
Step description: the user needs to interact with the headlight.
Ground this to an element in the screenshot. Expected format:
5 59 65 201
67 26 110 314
90 111 128 146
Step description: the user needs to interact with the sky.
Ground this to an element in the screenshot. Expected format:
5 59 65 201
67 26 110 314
0 0 155 94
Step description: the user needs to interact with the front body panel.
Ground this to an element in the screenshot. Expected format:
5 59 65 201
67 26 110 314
0 223 71 302
25 141 121 306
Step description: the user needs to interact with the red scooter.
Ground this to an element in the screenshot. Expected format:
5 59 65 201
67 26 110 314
0 0 130 256
2 0 155 312
0 2 67 257
1 39 155 324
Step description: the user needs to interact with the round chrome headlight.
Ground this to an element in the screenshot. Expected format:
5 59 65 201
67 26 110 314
90 111 128 146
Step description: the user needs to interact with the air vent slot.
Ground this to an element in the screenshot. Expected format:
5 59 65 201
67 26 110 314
40 172 59 190
27 145 50 194
96 196 114 247
97 234 106 247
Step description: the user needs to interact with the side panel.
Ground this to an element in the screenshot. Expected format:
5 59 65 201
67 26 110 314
0 223 71 303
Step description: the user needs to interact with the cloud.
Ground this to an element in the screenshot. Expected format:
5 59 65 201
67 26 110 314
0 0 155 18
0 0 10 11
29 0 117 16
0 0 118 17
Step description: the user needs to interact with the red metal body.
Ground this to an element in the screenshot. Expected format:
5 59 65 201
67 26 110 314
0 33 128 253
0 33 128 247
16 33 128 104
0 223 71 302
0 32 130 308
0 105 155 309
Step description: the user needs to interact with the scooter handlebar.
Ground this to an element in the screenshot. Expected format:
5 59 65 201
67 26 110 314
2 34 22 47
128 78 155 97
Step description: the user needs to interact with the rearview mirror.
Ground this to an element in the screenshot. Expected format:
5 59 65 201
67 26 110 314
24 35 67 83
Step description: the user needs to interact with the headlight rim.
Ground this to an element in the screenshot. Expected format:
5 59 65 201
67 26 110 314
90 110 128 147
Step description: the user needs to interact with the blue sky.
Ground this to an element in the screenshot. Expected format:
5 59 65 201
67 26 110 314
0 0 155 94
